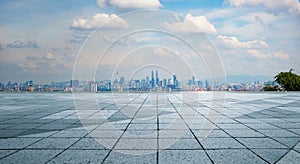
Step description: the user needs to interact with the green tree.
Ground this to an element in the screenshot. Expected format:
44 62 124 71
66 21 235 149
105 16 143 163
274 69 300 91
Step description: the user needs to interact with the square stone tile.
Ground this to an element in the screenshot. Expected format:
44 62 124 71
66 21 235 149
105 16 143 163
201 137 245 149
217 123 250 130
122 130 157 138
224 129 265 137
207 149 267 164
0 129 27 138
159 150 211 164
103 150 156 163
252 149 289 163
18 129 58 138
274 137 300 148
193 129 231 138
245 123 280 130
159 138 202 150
49 149 109 163
277 150 300 164
27 138 80 149
0 138 40 149
159 130 194 139
0 150 17 158
50 130 88 138
114 138 157 150
0 150 62 164
237 138 287 149
70 138 108 150
258 129 299 138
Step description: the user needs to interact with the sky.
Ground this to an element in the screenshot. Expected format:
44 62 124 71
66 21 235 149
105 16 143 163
0 0 299 83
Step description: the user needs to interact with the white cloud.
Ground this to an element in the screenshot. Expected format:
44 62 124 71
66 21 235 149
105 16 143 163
71 13 128 30
45 53 54 60
217 35 269 49
226 0 300 15
19 62 38 70
273 51 290 59
164 14 217 34
97 0 162 10
247 49 289 59
6 40 38 48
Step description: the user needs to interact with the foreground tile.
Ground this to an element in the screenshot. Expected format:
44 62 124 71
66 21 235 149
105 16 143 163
0 150 61 164
237 138 287 149
27 138 80 149
159 150 211 164
251 149 289 163
201 137 245 149
0 138 40 149
207 149 267 164
277 150 300 164
103 150 156 163
49 149 109 163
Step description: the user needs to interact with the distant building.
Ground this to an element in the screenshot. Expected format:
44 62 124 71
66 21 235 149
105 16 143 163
70 80 79 88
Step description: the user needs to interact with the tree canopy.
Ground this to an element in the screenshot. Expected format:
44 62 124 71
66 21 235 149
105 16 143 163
274 69 300 91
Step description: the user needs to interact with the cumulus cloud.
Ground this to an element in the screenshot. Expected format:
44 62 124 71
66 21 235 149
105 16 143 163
226 0 300 15
164 14 217 34
247 49 289 59
6 40 38 48
19 62 38 70
97 0 162 10
43 53 55 60
217 35 269 49
71 13 128 30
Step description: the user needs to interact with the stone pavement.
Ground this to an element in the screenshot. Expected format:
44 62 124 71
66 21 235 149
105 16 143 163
0 92 299 163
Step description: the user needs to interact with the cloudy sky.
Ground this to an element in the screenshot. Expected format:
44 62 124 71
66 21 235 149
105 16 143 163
0 0 299 83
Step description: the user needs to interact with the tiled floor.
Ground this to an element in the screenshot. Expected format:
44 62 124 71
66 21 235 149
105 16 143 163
0 92 299 163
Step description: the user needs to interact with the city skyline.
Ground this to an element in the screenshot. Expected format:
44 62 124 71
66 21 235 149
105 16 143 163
0 68 271 92
0 0 299 83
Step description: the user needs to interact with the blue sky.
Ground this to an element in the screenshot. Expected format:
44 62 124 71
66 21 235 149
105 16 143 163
0 0 299 83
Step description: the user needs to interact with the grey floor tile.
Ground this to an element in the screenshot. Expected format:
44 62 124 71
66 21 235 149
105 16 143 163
193 129 231 138
50 129 88 138
49 149 109 163
114 138 157 150
237 138 287 149
104 150 156 163
252 149 289 163
0 150 62 164
27 138 80 149
277 150 300 164
224 129 265 137
258 129 299 138
207 149 267 164
159 150 211 164
0 150 17 159
159 138 202 150
0 138 41 149
70 138 108 150
201 137 245 149
274 137 300 148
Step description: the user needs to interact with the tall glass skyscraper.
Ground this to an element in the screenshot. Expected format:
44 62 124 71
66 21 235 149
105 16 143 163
155 70 159 86
151 70 155 88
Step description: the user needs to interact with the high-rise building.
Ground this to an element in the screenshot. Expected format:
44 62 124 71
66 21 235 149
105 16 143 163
155 70 159 86
173 75 178 88
192 76 195 85
151 70 155 88
120 77 125 86
70 80 79 88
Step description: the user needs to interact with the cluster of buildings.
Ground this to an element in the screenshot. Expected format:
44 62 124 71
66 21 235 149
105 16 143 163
0 70 272 92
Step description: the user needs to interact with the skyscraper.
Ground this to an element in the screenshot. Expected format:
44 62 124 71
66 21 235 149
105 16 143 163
173 75 178 88
151 70 155 88
155 69 159 86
